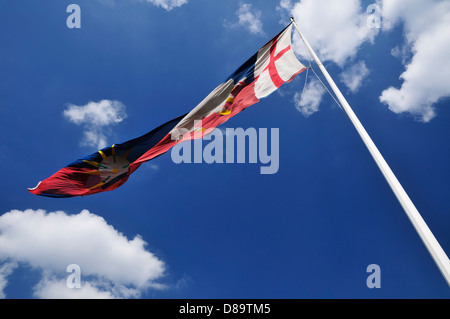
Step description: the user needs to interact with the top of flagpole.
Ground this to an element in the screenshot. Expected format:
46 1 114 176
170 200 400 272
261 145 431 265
289 17 296 28
289 17 323 67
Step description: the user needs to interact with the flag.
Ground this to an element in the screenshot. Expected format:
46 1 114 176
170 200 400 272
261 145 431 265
28 23 305 198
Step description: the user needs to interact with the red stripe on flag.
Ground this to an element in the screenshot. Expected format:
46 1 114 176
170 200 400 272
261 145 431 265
263 36 293 88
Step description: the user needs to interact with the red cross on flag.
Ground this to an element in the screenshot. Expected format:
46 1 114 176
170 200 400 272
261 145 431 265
254 23 305 99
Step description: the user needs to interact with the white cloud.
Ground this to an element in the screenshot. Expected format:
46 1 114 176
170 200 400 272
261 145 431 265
33 277 117 299
289 0 378 65
378 0 450 122
0 261 17 299
278 0 377 114
63 99 127 149
64 99 126 127
340 60 370 93
278 0 293 11
283 0 450 122
390 45 410 65
0 209 166 299
293 77 326 117
142 0 187 11
227 3 265 35
81 130 108 150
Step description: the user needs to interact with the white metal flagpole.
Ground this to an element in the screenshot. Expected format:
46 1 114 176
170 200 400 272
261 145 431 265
289 17 450 286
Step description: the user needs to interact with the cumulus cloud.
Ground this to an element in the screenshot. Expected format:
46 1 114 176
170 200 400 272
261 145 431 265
289 0 378 65
278 0 377 115
63 99 127 149
340 60 370 93
378 0 450 122
0 261 17 299
226 3 265 35
142 0 187 11
282 0 450 122
237 3 264 35
64 99 126 126
293 77 326 117
390 45 410 65
277 0 293 12
33 277 118 299
0 209 165 299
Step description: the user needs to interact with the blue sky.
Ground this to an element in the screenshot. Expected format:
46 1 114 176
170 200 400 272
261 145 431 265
1 0 449 298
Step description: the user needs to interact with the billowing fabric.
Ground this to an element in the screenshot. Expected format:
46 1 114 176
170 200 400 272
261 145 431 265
29 23 305 198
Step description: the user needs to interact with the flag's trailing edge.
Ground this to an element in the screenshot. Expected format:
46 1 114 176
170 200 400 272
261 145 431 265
29 23 305 198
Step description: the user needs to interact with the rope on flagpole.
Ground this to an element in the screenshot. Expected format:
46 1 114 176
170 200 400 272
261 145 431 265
309 66 344 111
297 66 310 103
291 25 344 112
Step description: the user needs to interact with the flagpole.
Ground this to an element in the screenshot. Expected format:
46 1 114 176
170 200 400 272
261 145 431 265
289 17 450 286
